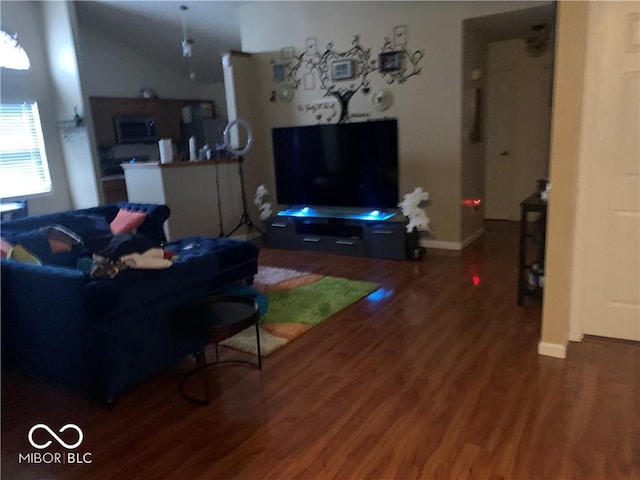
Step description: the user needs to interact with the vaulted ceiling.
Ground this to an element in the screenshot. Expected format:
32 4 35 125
74 1 246 83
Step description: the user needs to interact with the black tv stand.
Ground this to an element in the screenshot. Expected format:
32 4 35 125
264 207 417 260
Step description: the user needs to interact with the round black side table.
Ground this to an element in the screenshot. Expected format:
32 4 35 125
179 295 261 405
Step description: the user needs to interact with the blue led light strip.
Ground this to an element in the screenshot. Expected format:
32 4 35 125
277 206 396 221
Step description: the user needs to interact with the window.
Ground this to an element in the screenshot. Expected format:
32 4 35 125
0 102 52 198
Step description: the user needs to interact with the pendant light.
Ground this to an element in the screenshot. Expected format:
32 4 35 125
180 5 196 80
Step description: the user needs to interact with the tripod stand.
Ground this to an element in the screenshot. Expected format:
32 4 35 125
226 156 263 238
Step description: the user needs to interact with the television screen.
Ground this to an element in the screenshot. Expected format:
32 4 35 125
272 119 399 209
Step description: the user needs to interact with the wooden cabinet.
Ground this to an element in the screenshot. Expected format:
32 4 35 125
101 177 128 204
89 97 214 147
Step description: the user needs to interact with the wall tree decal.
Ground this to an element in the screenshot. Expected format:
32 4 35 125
272 29 425 123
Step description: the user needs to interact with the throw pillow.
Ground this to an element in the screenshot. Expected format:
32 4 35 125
110 209 147 235
7 244 42 265
40 224 84 253
1 238 13 258
1 230 51 262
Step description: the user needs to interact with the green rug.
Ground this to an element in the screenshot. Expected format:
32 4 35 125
219 267 379 357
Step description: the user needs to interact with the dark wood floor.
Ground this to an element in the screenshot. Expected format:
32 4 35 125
2 221 639 479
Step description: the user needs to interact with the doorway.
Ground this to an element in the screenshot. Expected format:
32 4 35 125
463 5 556 225
483 38 554 220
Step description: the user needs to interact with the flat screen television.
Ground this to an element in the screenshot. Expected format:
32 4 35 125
272 119 398 209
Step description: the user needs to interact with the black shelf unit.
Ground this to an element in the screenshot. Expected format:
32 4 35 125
265 212 416 260
517 193 548 305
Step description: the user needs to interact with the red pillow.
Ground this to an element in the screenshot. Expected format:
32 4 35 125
110 209 147 235
1 238 14 259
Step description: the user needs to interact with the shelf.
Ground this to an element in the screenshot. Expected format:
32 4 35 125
518 193 547 305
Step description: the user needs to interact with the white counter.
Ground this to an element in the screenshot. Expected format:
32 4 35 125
122 160 242 241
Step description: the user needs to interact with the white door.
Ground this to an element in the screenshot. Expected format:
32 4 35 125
484 70 517 220
573 1 640 340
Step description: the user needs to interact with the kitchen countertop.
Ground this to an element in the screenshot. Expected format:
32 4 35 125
121 158 238 170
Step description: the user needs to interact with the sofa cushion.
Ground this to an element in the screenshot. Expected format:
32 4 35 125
57 214 112 240
83 236 259 318
2 230 51 261
166 237 259 272
7 244 42 265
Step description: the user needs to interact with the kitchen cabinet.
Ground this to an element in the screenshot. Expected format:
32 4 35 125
89 97 214 148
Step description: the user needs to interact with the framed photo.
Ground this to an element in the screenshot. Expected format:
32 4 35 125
305 37 317 56
272 64 286 83
331 59 355 81
280 46 294 61
379 51 401 73
303 72 315 90
393 25 407 46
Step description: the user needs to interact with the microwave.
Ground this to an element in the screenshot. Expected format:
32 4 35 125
114 116 158 144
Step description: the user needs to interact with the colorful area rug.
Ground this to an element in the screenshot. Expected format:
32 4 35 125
219 266 379 357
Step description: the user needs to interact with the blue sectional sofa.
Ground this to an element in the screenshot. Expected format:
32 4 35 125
1 202 259 402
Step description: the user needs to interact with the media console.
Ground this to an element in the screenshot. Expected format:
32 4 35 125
265 207 417 260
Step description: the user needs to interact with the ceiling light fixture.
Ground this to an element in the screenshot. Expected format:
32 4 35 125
180 5 196 80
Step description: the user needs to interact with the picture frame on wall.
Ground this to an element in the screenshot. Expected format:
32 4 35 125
305 37 317 56
272 64 286 83
303 72 315 90
393 25 407 47
280 46 294 61
331 59 355 81
379 51 401 73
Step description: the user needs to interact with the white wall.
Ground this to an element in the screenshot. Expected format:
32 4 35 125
237 1 549 244
0 1 73 214
77 24 226 105
460 21 488 242
42 1 100 209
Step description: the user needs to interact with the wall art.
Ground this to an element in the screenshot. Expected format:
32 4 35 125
305 37 317 56
303 72 315 90
393 25 407 47
297 101 338 124
379 37 424 84
280 46 294 60
270 29 424 121
379 51 401 73
272 64 286 82
331 59 355 81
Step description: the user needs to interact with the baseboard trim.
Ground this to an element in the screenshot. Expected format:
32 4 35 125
461 227 485 249
420 239 460 250
538 341 567 359
421 228 485 251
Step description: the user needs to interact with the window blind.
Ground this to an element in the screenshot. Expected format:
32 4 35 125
0 102 52 198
